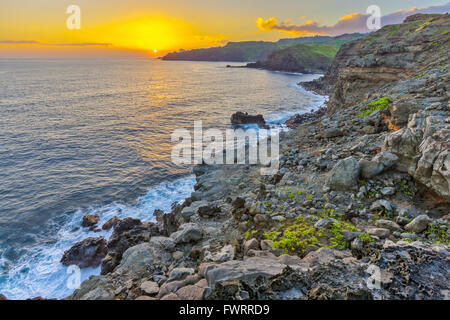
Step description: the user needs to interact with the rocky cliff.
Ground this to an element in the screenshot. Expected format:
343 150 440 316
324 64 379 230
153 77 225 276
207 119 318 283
302 13 449 202
9 14 447 301
246 44 338 74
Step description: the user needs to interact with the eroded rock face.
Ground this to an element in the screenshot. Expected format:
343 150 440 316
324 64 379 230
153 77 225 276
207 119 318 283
206 242 450 300
384 104 450 202
61 237 107 268
303 15 450 114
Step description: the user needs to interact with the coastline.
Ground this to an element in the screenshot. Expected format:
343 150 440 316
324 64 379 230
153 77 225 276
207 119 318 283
2 13 449 301
0 70 325 300
64 14 449 300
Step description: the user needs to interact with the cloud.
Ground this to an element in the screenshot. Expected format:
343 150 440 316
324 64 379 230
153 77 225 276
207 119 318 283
256 3 450 36
0 40 112 46
0 40 39 44
48 43 112 47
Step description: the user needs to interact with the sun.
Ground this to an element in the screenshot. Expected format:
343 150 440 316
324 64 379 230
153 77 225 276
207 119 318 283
153 49 158 53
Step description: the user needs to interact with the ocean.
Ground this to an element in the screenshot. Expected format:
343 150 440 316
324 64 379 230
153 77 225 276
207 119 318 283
0 58 325 299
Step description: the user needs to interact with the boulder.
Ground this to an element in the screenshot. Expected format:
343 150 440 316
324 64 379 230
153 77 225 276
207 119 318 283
204 245 235 262
102 216 120 230
243 238 259 255
170 223 203 244
101 218 158 275
367 228 391 238
359 159 384 179
404 215 431 233
360 152 399 179
201 255 306 289
181 201 208 219
370 200 395 213
328 157 361 190
175 284 206 300
168 268 195 282
314 218 337 229
82 214 100 228
230 112 266 127
375 219 402 232
61 237 107 268
140 281 159 295
323 127 344 138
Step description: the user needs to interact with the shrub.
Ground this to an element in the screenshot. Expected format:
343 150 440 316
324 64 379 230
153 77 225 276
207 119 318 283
357 97 391 117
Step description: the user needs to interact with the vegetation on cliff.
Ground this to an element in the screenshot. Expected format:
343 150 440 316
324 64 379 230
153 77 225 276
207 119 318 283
247 43 339 73
162 33 364 62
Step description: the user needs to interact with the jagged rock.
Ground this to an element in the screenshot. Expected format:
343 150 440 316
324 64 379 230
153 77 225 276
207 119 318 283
72 275 116 300
61 237 107 268
101 218 158 275
82 214 100 228
230 112 266 127
201 255 305 289
204 245 235 262
232 197 245 209
207 240 450 300
198 203 221 218
243 238 259 255
285 107 327 128
404 215 431 233
328 157 361 190
314 218 336 229
117 238 173 274
157 274 202 299
181 200 208 219
170 223 203 244
381 187 395 196
102 216 119 230
168 268 195 282
370 200 394 213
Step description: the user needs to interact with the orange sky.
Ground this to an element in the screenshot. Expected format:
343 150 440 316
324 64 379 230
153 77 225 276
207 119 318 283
0 0 447 58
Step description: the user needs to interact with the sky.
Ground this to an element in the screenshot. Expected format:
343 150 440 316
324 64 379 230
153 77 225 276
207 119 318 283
0 0 449 58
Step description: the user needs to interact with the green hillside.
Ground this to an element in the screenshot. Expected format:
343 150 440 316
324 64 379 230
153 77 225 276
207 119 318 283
247 43 339 73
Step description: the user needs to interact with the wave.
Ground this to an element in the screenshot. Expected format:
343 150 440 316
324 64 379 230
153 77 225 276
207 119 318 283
0 175 196 300
264 82 328 126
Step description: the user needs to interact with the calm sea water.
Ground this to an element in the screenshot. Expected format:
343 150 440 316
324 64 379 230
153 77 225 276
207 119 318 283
0 58 324 299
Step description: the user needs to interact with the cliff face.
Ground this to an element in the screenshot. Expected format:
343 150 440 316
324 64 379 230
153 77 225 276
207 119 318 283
304 14 450 112
303 13 450 202
246 44 338 74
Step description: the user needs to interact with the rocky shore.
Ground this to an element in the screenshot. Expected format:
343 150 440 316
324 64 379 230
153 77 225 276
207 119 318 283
3 14 448 301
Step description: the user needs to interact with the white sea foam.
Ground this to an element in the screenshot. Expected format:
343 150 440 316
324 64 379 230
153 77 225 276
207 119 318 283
0 175 195 300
